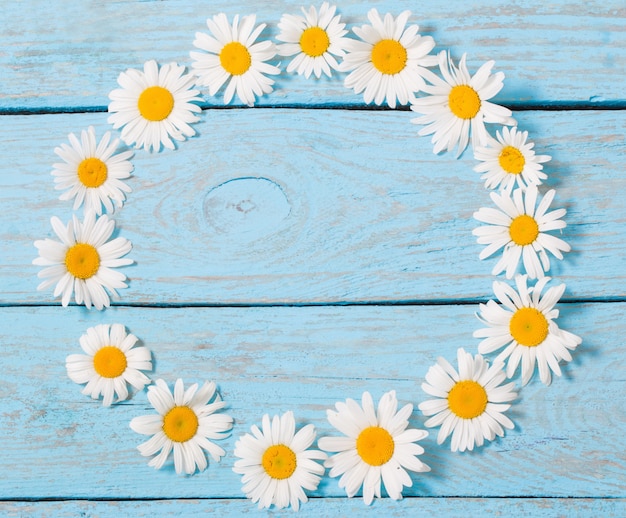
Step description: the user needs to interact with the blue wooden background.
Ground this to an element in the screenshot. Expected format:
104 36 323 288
1 1 625 516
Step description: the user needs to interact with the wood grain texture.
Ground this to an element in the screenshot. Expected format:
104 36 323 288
2 109 624 305
0 304 623 499
1 0 624 513
1 0 625 110
2 498 625 518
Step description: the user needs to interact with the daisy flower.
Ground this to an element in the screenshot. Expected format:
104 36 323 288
33 212 133 310
473 185 571 279
411 51 516 157
191 13 280 106
130 378 233 475
318 390 430 505
474 127 551 192
233 411 327 511
418 348 517 452
474 275 582 386
52 126 133 215
66 324 151 406
276 2 349 79
339 9 437 109
108 60 202 152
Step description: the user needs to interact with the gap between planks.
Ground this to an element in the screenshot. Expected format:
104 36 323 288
2 101 626 116
1 297 625 309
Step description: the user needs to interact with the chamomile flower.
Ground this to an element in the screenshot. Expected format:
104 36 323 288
339 9 437 109
474 275 582 386
33 212 133 310
66 324 152 406
52 126 133 215
108 60 202 152
130 378 233 475
474 127 551 192
419 348 517 452
411 51 516 157
319 390 430 505
191 13 280 106
233 411 327 511
473 185 570 279
276 2 349 79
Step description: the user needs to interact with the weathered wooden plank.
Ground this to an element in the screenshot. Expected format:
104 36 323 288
1 498 624 517
2 109 624 305
1 1 625 110
0 304 623 499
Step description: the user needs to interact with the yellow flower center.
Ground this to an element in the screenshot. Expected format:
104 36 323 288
219 41 252 76
447 380 488 419
509 214 539 246
162 406 199 443
509 307 549 347
261 444 297 479
137 86 174 121
92 346 127 378
299 26 330 57
78 158 108 188
499 146 526 175
65 243 100 280
371 39 407 75
448 85 481 119
356 426 394 466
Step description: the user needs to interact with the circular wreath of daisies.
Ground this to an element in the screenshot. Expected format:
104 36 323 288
32 3 582 511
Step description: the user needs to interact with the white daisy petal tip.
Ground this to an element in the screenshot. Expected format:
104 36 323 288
473 185 571 279
419 348 518 452
130 378 233 475
319 390 430 504
107 60 203 152
340 9 437 109
191 13 280 106
233 411 326 511
66 324 152 406
473 126 552 192
33 212 133 310
410 50 515 157
276 2 349 79
476 275 582 386
52 126 134 215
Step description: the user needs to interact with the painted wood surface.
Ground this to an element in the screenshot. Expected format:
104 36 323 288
2 498 625 518
0 304 623 500
1 0 625 516
1 0 625 111
2 109 625 305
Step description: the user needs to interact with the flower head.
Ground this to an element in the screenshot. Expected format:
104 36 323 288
419 348 517 452
191 13 280 106
411 51 516 157
319 390 430 505
33 212 133 310
52 126 133 215
474 127 551 192
474 275 582 385
233 411 326 511
340 9 437 109
130 378 233 475
108 60 202 152
276 2 349 79
66 324 151 406
473 185 570 279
